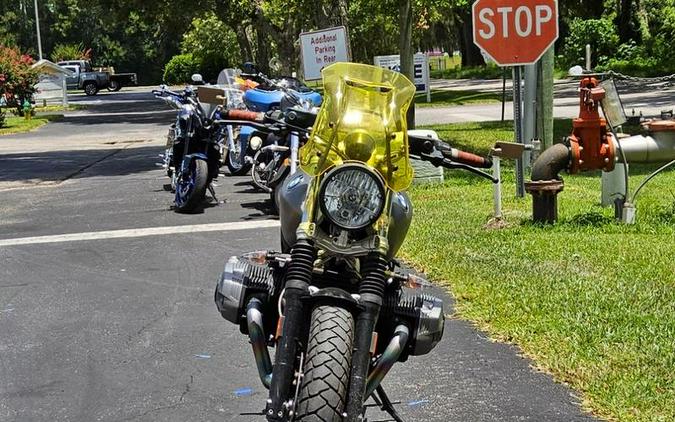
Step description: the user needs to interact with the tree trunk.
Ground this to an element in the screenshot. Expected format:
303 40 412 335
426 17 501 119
235 26 253 63
459 11 485 67
617 0 640 43
399 0 415 128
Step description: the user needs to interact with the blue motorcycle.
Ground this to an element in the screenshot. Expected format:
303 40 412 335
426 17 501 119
153 79 223 213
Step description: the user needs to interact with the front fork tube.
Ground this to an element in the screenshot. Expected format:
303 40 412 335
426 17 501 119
266 239 316 421
289 132 299 175
226 125 236 152
345 253 388 421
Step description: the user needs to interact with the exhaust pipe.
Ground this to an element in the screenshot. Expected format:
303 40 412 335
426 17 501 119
365 324 409 398
246 298 273 388
525 143 570 223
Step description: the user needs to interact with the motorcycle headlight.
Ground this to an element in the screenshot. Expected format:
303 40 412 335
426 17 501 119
319 164 385 230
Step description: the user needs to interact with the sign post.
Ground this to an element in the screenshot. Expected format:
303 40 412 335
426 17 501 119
472 0 558 197
299 26 350 81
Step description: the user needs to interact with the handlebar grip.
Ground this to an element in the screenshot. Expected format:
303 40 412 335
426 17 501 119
443 147 492 168
224 109 265 122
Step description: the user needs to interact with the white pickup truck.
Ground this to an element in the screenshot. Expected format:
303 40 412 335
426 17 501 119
58 60 138 96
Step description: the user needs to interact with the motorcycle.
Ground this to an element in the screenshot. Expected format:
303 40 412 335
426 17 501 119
216 68 254 176
237 65 322 193
153 76 223 213
214 63 495 421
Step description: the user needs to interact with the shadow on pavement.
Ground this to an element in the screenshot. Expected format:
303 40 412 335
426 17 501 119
0 144 163 185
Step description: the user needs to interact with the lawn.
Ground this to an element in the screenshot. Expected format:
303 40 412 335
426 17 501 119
0 114 62 136
415 89 505 107
402 120 675 422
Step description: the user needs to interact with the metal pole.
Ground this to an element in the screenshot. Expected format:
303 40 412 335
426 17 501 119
585 44 591 71
513 66 525 197
501 67 506 122
523 64 538 167
34 0 43 60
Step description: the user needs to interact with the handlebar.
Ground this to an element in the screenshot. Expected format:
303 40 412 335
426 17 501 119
439 144 492 168
408 134 496 183
221 109 266 122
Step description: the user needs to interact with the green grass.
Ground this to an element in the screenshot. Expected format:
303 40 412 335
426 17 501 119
415 90 506 107
33 104 86 113
430 64 507 80
402 120 675 422
0 115 62 136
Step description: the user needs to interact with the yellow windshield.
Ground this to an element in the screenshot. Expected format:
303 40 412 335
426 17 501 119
299 62 415 191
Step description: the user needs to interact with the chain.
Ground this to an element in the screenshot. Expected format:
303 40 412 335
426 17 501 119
605 70 675 84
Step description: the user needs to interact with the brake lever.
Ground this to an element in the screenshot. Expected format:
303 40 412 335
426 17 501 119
416 151 498 183
442 159 498 183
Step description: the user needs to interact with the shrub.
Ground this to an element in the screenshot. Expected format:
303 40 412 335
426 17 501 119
560 18 619 68
430 63 506 80
163 53 200 85
50 43 92 63
0 45 39 114
180 12 241 82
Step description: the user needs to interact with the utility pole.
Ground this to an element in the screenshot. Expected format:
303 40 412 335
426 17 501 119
34 0 43 60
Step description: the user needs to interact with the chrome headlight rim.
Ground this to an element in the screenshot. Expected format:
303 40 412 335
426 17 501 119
318 163 386 230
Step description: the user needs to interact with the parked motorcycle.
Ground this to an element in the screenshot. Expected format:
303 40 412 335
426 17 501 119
216 68 254 176
153 77 223 212
214 63 495 421
238 65 321 193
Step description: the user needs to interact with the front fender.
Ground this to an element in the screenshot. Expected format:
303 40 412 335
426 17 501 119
304 287 360 311
181 153 208 170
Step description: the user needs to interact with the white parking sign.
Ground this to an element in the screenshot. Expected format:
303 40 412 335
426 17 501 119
299 26 350 81
373 53 430 101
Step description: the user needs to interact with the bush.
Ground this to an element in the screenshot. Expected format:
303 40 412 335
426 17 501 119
430 63 506 80
50 43 92 63
560 18 619 68
163 53 200 85
0 45 39 114
180 12 241 82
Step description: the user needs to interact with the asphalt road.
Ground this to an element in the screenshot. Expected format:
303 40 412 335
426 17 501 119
0 90 596 421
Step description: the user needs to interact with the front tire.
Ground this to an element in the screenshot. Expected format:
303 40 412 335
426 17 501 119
295 306 354 422
174 159 208 213
107 80 121 92
225 147 251 176
83 82 98 96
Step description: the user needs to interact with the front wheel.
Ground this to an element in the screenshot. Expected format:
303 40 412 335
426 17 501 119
174 159 208 213
83 82 98 96
225 146 251 176
107 80 121 92
295 306 354 422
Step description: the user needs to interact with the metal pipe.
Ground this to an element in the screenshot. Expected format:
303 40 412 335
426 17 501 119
525 143 570 223
246 298 273 389
492 156 502 219
530 143 570 181
289 132 299 175
616 134 675 163
365 325 409 398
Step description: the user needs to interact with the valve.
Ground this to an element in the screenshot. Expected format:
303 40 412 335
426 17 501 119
566 77 616 173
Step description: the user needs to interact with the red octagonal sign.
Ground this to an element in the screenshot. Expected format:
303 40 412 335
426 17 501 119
472 0 558 66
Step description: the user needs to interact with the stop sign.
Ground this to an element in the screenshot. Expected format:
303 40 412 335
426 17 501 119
472 0 558 66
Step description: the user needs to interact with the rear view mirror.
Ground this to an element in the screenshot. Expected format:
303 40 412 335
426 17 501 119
191 73 204 84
